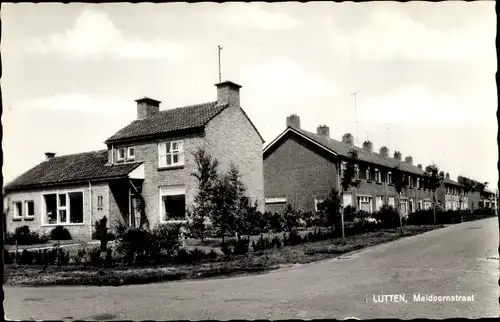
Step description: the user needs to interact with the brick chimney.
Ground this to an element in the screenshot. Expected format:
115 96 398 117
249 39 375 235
316 125 330 137
286 114 301 129
45 152 56 160
417 164 422 170
136 97 161 120
445 172 450 179
362 140 373 152
342 133 354 145
405 156 413 165
379 146 389 157
394 151 402 161
215 81 241 107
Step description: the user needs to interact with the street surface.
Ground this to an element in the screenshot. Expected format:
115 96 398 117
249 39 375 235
5 217 499 320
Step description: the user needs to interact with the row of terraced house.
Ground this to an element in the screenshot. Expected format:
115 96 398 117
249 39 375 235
3 80 497 240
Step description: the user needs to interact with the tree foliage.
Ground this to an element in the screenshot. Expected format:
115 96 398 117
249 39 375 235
317 188 342 230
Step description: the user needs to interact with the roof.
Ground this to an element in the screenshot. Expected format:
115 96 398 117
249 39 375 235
264 126 426 175
4 150 142 192
105 102 227 144
444 178 461 186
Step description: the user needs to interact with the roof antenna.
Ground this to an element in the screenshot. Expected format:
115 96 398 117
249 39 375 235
218 45 223 83
350 91 359 145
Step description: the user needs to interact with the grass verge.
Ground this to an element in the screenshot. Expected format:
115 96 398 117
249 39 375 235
5 224 443 287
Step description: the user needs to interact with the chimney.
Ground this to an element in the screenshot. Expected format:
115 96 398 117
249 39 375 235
136 97 161 120
393 151 402 161
316 125 330 137
342 133 354 145
45 152 56 160
379 146 389 157
215 81 241 107
446 172 450 179
417 164 422 170
286 114 301 129
362 140 373 152
405 156 413 165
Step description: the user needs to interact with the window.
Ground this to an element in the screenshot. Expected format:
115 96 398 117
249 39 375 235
357 196 373 213
354 165 360 179
158 140 184 168
13 201 22 219
375 196 383 211
314 199 325 212
375 168 381 183
409 198 415 213
366 167 370 181
43 191 84 225
416 178 420 189
127 147 135 160
388 197 395 207
97 195 103 211
25 201 35 218
408 176 413 187
399 200 408 216
340 161 347 177
117 148 126 161
424 200 432 210
343 192 353 208
387 171 393 184
160 186 186 222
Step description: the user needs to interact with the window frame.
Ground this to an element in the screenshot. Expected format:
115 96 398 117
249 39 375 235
41 190 85 226
375 168 381 183
97 195 103 211
117 147 126 161
158 140 184 168
357 195 373 213
13 201 23 220
387 171 393 184
159 185 187 224
127 147 135 161
314 199 325 213
24 200 35 219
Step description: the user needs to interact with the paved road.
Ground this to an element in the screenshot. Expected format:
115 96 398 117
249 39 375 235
5 218 499 320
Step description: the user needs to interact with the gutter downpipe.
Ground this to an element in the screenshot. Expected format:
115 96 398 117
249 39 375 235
89 181 92 239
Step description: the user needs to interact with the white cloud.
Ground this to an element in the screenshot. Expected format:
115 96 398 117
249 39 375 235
23 9 184 59
245 59 336 98
212 4 298 31
324 7 494 62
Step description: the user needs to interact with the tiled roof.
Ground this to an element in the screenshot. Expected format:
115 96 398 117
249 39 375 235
270 127 426 175
4 150 142 192
105 102 227 143
444 178 461 186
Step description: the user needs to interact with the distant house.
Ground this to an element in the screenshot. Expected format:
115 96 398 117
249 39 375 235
263 114 435 215
4 81 265 240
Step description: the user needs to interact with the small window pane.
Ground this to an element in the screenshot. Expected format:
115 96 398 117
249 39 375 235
14 202 22 218
166 142 171 153
59 194 66 207
26 201 35 217
173 153 179 164
59 209 67 223
159 155 167 167
69 192 83 223
172 142 178 151
44 194 57 224
166 154 172 165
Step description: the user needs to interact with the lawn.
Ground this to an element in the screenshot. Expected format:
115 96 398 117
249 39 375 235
5 224 443 287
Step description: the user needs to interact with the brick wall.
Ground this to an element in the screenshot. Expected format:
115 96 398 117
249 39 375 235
204 106 265 212
264 134 338 213
4 182 110 241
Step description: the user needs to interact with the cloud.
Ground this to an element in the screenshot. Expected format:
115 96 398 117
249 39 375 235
23 9 184 59
211 4 298 31
245 59 336 99
324 6 494 62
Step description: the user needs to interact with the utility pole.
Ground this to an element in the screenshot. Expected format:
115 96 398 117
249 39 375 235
350 92 359 145
218 45 223 83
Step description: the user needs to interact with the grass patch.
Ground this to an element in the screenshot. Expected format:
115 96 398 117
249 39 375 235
5 224 443 287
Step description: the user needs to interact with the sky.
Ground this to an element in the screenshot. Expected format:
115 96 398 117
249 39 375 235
2 2 498 190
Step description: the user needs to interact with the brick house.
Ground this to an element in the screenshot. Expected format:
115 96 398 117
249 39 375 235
435 174 469 211
263 114 434 215
4 81 265 240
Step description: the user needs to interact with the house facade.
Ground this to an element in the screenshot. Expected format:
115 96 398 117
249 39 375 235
4 81 265 240
436 175 469 211
263 114 434 216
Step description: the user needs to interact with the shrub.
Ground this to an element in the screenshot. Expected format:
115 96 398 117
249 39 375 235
6 226 50 245
270 236 282 248
19 249 35 265
343 205 357 222
207 249 218 260
50 226 72 240
72 245 88 265
115 228 152 265
251 235 271 252
233 238 250 256
92 216 115 252
407 209 435 226
189 248 206 263
4 249 13 264
56 248 70 266
150 223 183 258
88 247 101 266
221 243 233 259
373 205 400 229
287 230 302 246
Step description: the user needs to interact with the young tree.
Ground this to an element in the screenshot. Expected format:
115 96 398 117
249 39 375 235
458 176 476 221
211 173 236 245
317 188 342 232
391 165 406 233
424 164 445 225
189 148 220 242
339 149 362 243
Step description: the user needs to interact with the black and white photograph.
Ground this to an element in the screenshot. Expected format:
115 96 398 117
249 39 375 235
1 1 498 320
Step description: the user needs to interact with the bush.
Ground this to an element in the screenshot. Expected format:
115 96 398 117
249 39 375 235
88 247 101 266
72 245 88 265
19 249 35 265
343 205 357 222
233 238 250 256
270 236 282 248
92 216 115 251
50 226 72 240
150 223 183 258
221 243 233 259
407 209 435 226
207 249 218 260
115 228 152 265
6 226 50 245
189 248 206 263
373 205 400 229
252 235 270 252
4 249 14 264
287 230 302 246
